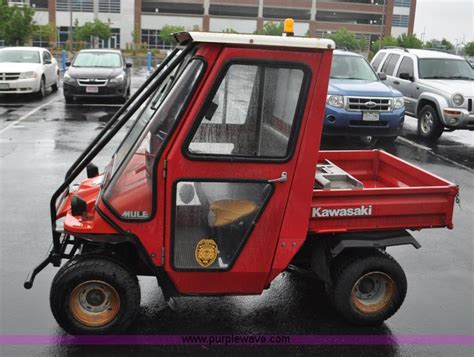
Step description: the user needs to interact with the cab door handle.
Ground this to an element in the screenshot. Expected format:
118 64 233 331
268 172 288 183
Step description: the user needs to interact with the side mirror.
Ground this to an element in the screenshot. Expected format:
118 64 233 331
44 59 52 64
377 72 387 81
65 61 71 67
126 62 132 68
399 72 414 82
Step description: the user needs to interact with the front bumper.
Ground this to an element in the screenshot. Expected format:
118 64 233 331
323 106 405 137
0 78 40 94
442 107 474 130
63 80 127 98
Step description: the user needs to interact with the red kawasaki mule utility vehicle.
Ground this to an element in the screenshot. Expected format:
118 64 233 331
25 29 458 334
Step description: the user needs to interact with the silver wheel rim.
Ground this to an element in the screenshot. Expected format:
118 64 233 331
420 111 433 134
40 79 45 96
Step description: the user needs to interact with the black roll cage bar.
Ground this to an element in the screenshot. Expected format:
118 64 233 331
24 44 195 289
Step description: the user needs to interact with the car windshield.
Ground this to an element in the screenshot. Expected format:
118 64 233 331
330 55 378 81
419 58 474 80
73 52 122 68
0 50 40 63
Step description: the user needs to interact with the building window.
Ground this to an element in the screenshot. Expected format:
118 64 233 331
263 7 310 21
392 14 409 27
394 0 411 7
209 5 258 18
57 0 93 12
141 29 167 49
30 0 48 9
142 1 203 15
99 0 120 13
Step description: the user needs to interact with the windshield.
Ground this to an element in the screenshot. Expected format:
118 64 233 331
330 55 378 81
419 58 474 80
0 50 40 63
103 57 204 220
73 52 122 68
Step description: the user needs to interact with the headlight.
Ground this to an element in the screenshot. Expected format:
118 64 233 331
452 93 464 106
326 95 344 108
63 73 75 83
393 97 404 109
19 71 37 79
110 73 125 83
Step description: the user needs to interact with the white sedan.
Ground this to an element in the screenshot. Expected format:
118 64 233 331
0 47 59 98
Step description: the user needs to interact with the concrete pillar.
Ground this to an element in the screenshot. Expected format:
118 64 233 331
383 0 394 37
48 0 57 46
202 0 210 31
257 0 264 32
408 0 417 35
134 0 142 47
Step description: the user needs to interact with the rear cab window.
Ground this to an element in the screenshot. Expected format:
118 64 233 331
381 54 400 76
371 51 386 71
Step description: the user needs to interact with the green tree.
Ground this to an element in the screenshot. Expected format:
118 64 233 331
327 27 362 51
464 41 474 56
159 25 185 45
33 23 55 43
371 36 398 53
255 21 284 36
397 33 423 49
76 19 112 43
0 1 36 45
425 38 454 52
222 28 238 34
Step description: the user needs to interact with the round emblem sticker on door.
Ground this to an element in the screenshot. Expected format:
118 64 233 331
195 239 219 267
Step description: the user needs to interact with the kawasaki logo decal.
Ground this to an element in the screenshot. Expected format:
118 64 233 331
312 205 373 218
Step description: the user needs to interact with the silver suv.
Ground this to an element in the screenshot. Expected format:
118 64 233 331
371 48 474 140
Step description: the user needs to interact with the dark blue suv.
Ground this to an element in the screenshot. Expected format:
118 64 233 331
324 50 405 141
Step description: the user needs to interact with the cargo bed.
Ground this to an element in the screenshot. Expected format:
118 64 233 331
310 150 458 234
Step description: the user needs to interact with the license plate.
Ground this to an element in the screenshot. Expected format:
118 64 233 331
363 112 380 121
0 83 9 89
85 86 99 93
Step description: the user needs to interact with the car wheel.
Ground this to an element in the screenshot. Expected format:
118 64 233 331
50 256 140 335
52 73 59 92
327 250 407 325
36 77 46 99
64 96 74 104
417 105 444 140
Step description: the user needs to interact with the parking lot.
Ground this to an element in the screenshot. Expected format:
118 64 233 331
0 68 473 356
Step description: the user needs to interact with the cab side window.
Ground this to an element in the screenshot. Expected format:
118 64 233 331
397 56 414 79
187 62 307 160
381 54 400 76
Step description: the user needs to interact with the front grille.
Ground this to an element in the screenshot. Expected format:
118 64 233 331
77 78 108 86
347 97 392 112
468 98 473 113
0 73 21 81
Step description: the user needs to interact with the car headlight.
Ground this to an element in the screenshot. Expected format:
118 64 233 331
19 71 37 79
326 95 344 108
110 73 125 83
63 73 75 83
452 93 464 106
393 97 404 109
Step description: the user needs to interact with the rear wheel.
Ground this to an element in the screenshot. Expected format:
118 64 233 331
50 256 140 334
417 105 444 140
327 250 407 325
51 73 59 92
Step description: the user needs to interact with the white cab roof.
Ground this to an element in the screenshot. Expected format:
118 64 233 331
178 32 335 50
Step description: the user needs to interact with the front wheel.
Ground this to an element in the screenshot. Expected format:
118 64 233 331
327 251 407 325
36 77 46 99
50 256 140 334
417 105 444 140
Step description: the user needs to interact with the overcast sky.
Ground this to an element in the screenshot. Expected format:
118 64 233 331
413 0 474 44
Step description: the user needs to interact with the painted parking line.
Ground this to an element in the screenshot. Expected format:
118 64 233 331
398 136 474 173
0 96 59 135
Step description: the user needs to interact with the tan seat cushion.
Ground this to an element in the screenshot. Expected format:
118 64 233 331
210 199 257 227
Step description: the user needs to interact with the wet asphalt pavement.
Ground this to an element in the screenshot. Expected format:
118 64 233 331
0 69 473 357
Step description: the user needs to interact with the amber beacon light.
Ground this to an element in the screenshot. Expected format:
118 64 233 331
283 18 294 36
